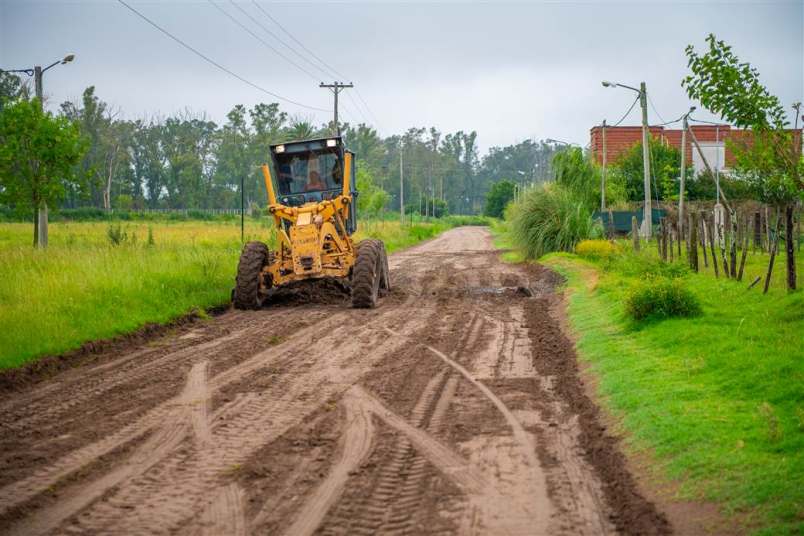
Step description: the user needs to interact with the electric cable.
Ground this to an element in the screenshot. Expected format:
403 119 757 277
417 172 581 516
208 0 319 81
116 0 330 113
647 93 667 125
611 95 640 127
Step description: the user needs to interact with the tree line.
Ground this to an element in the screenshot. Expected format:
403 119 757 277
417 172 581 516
0 73 562 219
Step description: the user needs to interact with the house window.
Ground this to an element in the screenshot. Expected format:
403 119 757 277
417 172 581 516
693 142 726 174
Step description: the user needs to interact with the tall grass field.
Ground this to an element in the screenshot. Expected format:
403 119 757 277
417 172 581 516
0 217 473 370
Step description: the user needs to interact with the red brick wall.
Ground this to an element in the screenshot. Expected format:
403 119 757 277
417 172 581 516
590 124 801 169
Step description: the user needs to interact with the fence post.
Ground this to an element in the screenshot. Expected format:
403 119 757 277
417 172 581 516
700 212 708 268
689 212 699 272
665 222 673 262
730 212 738 278
708 214 720 278
632 216 640 252
754 211 762 251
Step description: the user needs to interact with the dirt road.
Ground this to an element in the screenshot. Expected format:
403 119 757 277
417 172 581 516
0 227 668 535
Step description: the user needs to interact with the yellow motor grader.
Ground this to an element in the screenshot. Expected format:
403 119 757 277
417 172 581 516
232 136 390 309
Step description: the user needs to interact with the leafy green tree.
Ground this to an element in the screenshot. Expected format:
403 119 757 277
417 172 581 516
0 98 86 244
483 180 516 218
356 167 390 218
0 72 27 111
614 139 687 203
284 118 316 141
683 33 801 290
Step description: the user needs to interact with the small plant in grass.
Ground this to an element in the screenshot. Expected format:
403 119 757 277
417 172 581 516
625 276 702 321
147 226 155 247
575 239 618 259
106 223 129 246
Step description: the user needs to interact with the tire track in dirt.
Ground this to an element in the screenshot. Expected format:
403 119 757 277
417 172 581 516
384 325 553 535
0 312 349 521
57 306 428 535
0 316 272 437
315 307 484 535
7 359 212 536
281 389 376 536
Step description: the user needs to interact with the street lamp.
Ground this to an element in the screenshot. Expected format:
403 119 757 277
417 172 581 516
545 138 577 147
602 79 652 239
1 53 76 248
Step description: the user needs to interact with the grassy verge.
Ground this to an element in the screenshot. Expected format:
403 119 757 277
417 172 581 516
537 248 803 535
0 217 481 370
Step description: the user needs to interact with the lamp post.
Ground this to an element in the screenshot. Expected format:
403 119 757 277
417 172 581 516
2 53 76 248
602 80 652 238
545 138 577 147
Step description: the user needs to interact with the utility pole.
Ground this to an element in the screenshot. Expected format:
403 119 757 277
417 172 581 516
319 81 353 136
678 107 695 240
601 119 607 211
678 116 687 241
34 65 48 248
639 82 652 239
399 140 405 223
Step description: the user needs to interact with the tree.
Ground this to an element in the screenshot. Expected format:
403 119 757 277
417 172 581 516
356 167 390 218
683 34 801 290
484 180 516 218
0 72 27 111
0 99 86 245
614 138 687 203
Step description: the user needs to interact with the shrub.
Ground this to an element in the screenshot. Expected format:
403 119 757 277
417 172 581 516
575 239 618 259
625 276 702 321
508 183 602 259
484 180 516 218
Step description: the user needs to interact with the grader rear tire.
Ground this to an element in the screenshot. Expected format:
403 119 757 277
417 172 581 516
351 239 388 308
233 241 269 310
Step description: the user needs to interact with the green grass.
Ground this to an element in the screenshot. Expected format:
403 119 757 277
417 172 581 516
540 250 803 535
0 217 469 370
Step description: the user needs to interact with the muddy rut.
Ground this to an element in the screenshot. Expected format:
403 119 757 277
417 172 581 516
0 227 668 535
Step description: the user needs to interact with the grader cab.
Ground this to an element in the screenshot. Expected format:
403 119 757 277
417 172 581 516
232 136 390 309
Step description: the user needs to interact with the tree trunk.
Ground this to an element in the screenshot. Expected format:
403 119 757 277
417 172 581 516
33 208 39 247
737 233 749 282
764 217 781 294
786 204 797 291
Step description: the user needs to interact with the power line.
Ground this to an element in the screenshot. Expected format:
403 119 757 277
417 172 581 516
227 0 336 82
647 93 667 125
251 1 346 81
249 2 384 132
611 95 640 127
116 0 329 113
344 91 372 126
353 88 384 131
208 0 319 81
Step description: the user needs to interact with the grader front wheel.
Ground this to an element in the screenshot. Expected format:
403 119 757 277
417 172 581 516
351 239 390 308
233 241 270 310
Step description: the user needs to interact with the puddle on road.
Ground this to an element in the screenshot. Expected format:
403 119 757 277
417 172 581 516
466 286 534 298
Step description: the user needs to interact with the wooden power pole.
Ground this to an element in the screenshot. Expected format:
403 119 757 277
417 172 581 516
319 81 353 136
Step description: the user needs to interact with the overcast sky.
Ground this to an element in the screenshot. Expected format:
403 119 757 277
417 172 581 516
1 1 802 153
